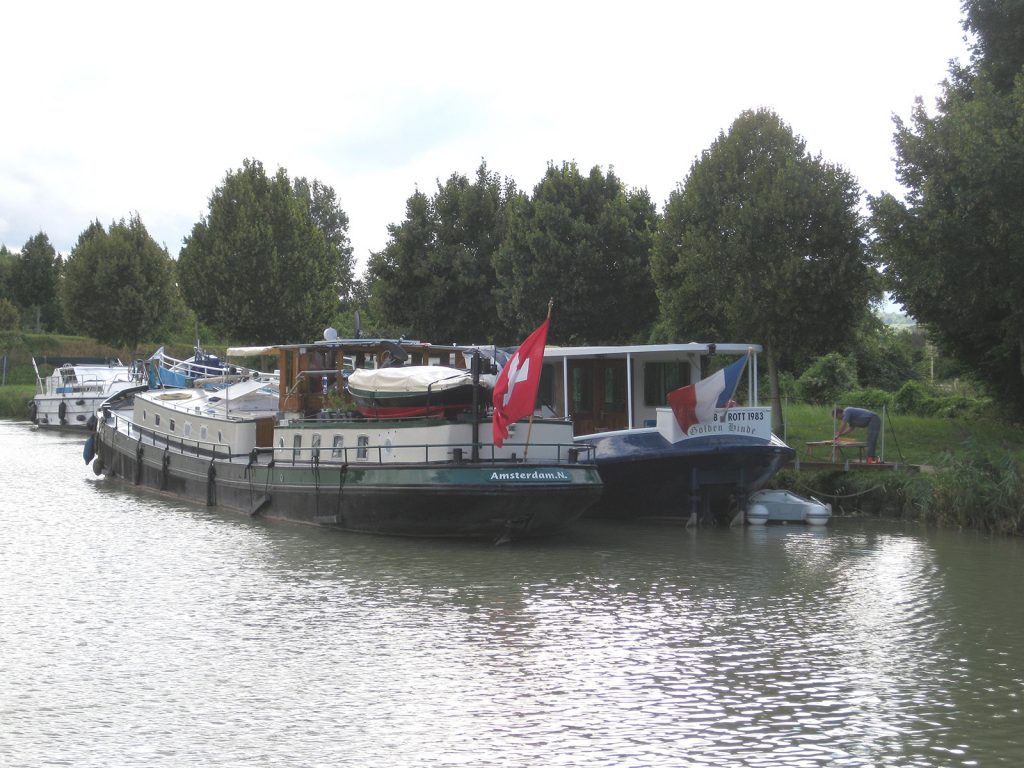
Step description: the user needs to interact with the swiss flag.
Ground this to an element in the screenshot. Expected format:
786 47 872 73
492 318 549 447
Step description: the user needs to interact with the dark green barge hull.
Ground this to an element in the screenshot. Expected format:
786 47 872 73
92 419 602 540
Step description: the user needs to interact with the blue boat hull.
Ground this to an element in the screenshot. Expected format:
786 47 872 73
576 429 795 520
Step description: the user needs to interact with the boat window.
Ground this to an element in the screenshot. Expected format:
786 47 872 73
357 434 369 460
538 365 556 413
643 362 691 406
312 433 321 449
571 366 592 413
169 418 175 432
332 434 344 458
217 431 223 445
183 423 191 438
604 366 627 409
200 425 208 441
278 437 284 448
292 433 302 462
155 414 161 426
142 409 148 421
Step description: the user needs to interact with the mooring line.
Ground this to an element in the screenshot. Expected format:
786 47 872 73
795 482 887 499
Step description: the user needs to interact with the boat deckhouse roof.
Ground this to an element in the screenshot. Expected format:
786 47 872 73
543 342 760 360
228 338 477 357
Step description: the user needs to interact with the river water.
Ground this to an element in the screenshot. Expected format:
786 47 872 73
1 420 1022 767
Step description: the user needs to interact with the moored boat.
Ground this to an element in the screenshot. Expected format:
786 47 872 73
745 489 831 525
539 343 796 522
145 345 229 388
29 357 145 430
145 344 276 390
89 336 601 541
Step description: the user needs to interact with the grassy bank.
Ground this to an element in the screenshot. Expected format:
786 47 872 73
0 385 34 419
773 403 1024 535
779 402 1024 467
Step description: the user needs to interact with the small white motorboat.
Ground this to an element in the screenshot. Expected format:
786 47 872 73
746 489 831 525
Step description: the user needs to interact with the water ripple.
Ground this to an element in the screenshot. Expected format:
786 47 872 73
1 422 1022 766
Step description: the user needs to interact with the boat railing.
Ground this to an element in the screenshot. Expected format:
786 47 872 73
103 409 594 466
270 440 595 467
45 370 135 395
106 411 234 460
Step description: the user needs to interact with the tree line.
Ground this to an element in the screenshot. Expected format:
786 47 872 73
1 1 1020 416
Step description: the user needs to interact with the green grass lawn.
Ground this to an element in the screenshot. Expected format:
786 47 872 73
777 402 1024 468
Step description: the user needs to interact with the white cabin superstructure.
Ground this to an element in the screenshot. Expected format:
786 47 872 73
537 342 793 521
540 342 763 434
31 358 144 429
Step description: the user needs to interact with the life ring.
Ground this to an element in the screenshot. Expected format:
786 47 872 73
58 400 68 424
28 400 37 424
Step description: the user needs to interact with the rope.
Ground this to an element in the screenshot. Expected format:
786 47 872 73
312 448 321 519
206 460 216 506
793 480 888 499
264 458 274 498
335 462 348 519
245 449 258 510
884 407 906 464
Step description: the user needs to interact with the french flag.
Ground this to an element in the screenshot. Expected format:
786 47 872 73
667 352 749 432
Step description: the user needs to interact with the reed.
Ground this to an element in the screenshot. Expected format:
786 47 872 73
926 452 1024 535
0 385 35 420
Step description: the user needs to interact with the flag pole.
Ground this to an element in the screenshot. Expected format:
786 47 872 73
522 298 553 461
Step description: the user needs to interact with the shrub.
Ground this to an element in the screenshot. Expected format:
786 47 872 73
931 395 987 419
0 297 19 331
890 380 990 418
798 352 857 404
894 380 936 415
836 387 893 413
761 371 799 400
928 452 1024 535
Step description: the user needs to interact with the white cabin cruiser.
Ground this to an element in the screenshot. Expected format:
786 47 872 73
29 357 144 430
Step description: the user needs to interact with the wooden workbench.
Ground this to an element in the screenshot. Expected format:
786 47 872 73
805 439 867 464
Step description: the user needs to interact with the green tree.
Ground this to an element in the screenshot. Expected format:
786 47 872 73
0 297 19 331
652 109 876 432
294 176 355 301
797 352 858 404
10 232 62 331
178 159 347 344
0 244 15 301
368 161 515 343
869 2 1024 413
61 215 178 352
963 0 1024 91
335 275 378 339
851 316 921 391
493 162 658 344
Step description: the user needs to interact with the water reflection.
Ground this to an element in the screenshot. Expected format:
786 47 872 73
1 421 1022 766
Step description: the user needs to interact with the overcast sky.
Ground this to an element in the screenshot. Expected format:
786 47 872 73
2 1 971 274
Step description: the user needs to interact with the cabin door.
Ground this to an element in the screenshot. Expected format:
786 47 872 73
568 359 628 435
